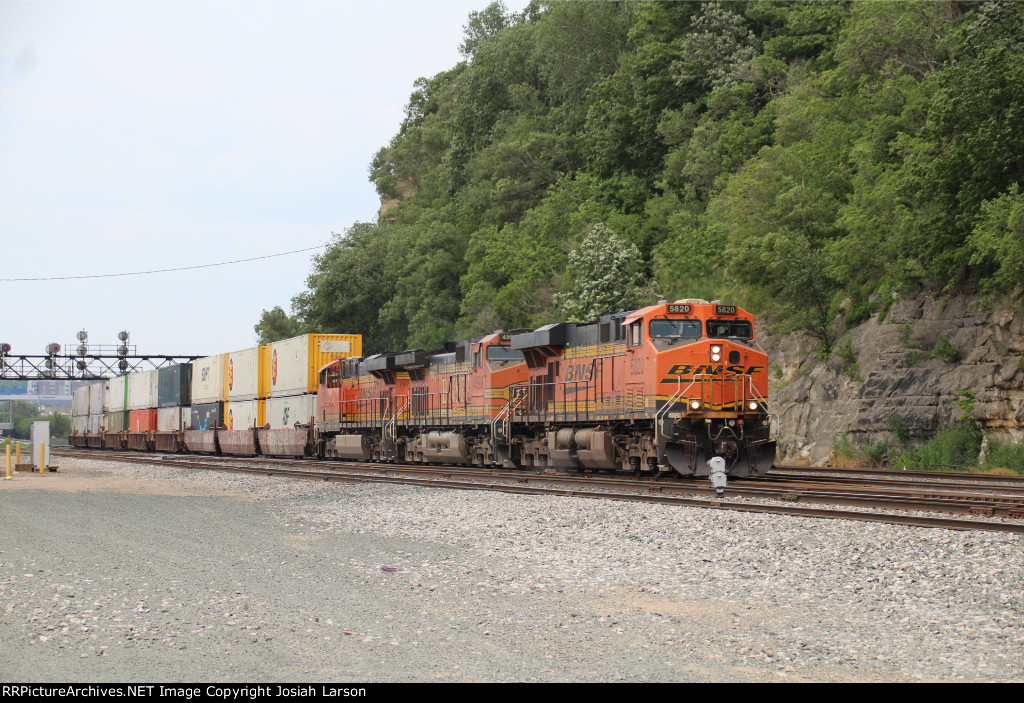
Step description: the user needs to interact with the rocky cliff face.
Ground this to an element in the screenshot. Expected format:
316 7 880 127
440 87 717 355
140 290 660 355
760 295 1024 465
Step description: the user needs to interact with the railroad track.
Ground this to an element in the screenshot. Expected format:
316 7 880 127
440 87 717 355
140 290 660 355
53 448 1024 534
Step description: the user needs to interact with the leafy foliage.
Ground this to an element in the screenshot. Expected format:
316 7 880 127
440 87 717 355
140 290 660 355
259 0 1024 360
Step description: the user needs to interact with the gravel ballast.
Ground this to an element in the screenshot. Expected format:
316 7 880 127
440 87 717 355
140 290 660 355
1 456 1021 682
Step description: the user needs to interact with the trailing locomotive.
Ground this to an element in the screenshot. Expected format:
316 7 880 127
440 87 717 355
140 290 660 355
316 299 776 485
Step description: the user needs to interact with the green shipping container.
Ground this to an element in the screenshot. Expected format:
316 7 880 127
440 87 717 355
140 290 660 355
103 411 129 432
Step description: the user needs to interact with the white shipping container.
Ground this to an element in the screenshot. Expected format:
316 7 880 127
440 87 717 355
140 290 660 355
88 381 104 415
192 354 226 404
157 406 190 432
267 334 356 398
226 347 261 401
265 394 317 430
72 415 89 434
104 376 127 412
225 399 261 430
87 414 102 434
127 370 159 410
72 385 91 418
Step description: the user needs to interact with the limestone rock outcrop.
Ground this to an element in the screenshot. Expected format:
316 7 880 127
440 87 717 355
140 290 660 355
760 295 1024 465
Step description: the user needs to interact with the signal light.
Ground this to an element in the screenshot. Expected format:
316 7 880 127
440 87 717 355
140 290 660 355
0 343 10 355
46 343 60 355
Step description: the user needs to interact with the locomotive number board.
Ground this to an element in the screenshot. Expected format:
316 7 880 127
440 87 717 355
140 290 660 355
667 304 691 313
715 305 737 315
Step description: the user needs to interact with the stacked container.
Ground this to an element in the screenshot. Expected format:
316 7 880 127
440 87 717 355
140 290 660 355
101 376 127 448
220 347 264 455
190 354 226 428
186 354 226 453
224 346 265 430
155 363 192 451
70 384 91 446
125 369 159 449
258 334 361 456
88 381 104 444
263 334 361 427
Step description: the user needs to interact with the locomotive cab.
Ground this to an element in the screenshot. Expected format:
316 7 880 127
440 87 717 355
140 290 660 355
623 300 776 480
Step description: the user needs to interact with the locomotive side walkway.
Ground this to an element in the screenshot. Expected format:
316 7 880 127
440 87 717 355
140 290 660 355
0 457 1021 682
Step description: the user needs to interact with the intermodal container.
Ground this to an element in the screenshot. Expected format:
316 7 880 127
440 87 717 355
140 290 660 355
104 376 128 413
192 355 227 404
157 406 190 432
129 409 158 432
224 399 265 430
158 364 192 408
265 394 318 429
226 347 261 402
72 385 91 418
87 414 102 435
264 334 362 398
72 415 89 434
103 411 129 432
190 402 224 431
127 370 159 411
88 381 104 415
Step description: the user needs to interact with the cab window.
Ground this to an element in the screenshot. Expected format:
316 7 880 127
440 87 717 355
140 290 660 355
649 319 701 339
486 345 525 363
706 320 753 340
629 321 642 347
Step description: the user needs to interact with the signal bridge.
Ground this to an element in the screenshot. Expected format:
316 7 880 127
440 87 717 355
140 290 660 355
0 344 202 381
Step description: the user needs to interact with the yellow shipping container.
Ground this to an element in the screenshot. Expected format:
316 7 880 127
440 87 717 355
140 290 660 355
263 333 362 398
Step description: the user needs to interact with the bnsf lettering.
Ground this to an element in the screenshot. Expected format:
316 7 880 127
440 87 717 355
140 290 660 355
668 364 764 376
565 363 594 382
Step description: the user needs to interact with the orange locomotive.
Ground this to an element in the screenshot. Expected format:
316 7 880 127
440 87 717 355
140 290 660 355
315 300 776 483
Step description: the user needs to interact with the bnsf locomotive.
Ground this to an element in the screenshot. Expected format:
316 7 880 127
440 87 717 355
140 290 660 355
317 299 776 483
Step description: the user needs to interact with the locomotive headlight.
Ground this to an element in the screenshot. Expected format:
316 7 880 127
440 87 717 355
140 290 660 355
710 345 722 362
689 400 702 411
748 401 759 411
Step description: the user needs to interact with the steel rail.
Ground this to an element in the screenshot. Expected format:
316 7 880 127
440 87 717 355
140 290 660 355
52 448 1024 534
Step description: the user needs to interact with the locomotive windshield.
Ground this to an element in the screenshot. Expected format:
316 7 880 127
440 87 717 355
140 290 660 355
706 320 753 340
649 319 702 339
486 345 525 363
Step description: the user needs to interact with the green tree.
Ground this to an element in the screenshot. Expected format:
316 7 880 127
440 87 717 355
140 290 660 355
554 223 649 321
254 306 301 344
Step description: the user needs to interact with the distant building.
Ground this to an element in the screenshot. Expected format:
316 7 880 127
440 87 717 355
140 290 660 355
1 380 87 414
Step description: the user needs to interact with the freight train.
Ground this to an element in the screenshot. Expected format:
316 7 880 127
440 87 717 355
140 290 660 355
70 300 777 489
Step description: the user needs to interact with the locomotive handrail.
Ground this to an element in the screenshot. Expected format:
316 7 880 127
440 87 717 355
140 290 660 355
745 375 780 440
385 395 409 442
655 374 705 447
491 384 529 445
520 374 598 424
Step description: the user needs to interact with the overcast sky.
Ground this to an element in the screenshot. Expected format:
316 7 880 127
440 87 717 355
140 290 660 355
1 0 525 360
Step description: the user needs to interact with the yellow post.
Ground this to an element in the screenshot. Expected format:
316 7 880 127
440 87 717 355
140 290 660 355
5 445 11 480
15 441 21 466
39 443 45 474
